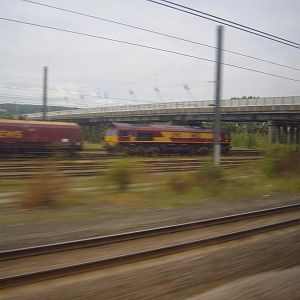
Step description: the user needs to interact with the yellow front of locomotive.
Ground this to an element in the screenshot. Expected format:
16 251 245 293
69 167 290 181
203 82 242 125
104 128 119 153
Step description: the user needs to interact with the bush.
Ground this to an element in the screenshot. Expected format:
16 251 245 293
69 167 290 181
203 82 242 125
20 174 67 209
105 159 141 192
263 145 300 177
165 173 194 194
231 132 268 149
195 163 225 187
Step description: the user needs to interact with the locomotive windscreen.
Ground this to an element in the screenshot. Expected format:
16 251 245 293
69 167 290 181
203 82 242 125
106 128 117 136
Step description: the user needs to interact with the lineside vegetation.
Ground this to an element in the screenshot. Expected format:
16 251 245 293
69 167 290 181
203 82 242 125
0 146 299 225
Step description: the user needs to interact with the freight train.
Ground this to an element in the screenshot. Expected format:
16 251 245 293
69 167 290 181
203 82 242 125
0 119 83 154
104 123 230 155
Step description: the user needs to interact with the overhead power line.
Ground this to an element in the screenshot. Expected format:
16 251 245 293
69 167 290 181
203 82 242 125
0 93 76 102
0 91 161 104
0 86 102 98
154 0 300 46
0 81 213 102
20 0 300 71
0 86 156 101
0 86 103 98
0 86 42 93
146 0 300 49
0 17 299 83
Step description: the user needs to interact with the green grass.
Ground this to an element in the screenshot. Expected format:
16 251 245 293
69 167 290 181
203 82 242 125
83 142 103 150
1 152 299 226
0 206 93 225
231 132 268 149
0 178 28 189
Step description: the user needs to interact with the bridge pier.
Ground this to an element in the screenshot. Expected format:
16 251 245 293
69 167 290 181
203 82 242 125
275 125 280 144
273 124 300 145
267 120 273 146
287 126 292 144
282 125 288 144
296 126 300 144
289 127 295 144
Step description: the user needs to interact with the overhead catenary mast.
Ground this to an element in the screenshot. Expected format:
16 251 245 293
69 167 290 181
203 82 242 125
213 26 224 166
42 66 48 120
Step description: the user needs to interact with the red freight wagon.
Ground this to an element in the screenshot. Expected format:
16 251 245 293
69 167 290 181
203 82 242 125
0 119 83 154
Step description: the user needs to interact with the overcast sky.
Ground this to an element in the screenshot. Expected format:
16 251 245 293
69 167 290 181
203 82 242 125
0 0 299 108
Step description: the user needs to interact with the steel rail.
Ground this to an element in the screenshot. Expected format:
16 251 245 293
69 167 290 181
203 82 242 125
1 203 299 261
0 165 243 179
0 158 260 179
0 150 262 161
0 157 262 170
0 156 260 168
0 218 299 289
0 160 253 172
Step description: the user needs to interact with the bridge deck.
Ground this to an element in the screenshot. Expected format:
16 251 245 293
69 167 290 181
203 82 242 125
25 96 300 123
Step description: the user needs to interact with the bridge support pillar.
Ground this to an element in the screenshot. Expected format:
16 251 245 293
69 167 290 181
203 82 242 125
289 127 295 144
267 120 273 146
282 126 288 144
275 125 280 144
287 126 291 144
296 126 300 145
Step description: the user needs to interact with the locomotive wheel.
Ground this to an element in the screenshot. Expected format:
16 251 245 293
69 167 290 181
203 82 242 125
187 147 197 156
135 146 146 155
146 146 160 156
197 146 209 155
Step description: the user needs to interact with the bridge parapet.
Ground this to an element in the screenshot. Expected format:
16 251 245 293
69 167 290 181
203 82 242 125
25 96 300 121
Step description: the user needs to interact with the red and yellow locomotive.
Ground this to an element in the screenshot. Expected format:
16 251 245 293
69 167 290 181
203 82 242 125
104 123 230 155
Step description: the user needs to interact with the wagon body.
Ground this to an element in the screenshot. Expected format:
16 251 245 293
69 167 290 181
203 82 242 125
0 119 83 153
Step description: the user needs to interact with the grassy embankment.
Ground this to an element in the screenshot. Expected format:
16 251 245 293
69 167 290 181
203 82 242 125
0 146 299 225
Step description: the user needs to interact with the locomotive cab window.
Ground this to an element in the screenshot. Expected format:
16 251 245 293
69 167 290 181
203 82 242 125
136 132 154 141
106 129 117 136
119 130 129 137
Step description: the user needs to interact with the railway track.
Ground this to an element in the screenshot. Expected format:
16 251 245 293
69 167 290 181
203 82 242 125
0 156 261 179
0 149 262 161
79 149 262 159
0 203 299 289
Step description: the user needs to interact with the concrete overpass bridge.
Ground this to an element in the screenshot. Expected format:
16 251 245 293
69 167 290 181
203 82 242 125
25 96 300 144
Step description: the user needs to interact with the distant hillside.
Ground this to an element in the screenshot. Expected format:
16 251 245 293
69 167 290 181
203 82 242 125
0 103 78 115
